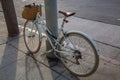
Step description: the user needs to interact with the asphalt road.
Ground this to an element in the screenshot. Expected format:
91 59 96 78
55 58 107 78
58 0 120 26
0 0 120 25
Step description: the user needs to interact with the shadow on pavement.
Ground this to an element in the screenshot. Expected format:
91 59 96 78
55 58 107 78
25 52 45 80
0 37 19 80
47 58 80 80
25 52 80 80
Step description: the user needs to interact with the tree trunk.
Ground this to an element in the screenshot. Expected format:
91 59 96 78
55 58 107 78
1 0 19 37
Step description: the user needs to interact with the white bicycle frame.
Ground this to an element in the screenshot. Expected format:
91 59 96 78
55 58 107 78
29 5 101 57
24 3 100 76
31 11 75 57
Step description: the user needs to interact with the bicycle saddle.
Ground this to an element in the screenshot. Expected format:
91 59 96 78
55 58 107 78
59 10 76 17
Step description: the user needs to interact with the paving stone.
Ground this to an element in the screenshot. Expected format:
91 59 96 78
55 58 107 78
0 44 25 69
7 36 28 53
97 42 120 61
0 21 8 44
56 69 80 80
59 17 120 48
0 52 60 80
116 54 120 61
80 59 120 80
0 55 26 80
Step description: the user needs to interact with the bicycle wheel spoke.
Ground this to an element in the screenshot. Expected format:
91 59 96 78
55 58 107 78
79 60 89 73
60 54 76 64
59 32 99 76
67 36 77 49
23 21 41 53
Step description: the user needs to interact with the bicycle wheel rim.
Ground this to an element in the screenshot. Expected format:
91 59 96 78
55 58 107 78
59 32 99 77
23 21 41 53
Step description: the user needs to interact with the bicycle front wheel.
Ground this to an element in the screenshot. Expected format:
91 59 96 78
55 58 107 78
59 31 99 77
23 20 41 53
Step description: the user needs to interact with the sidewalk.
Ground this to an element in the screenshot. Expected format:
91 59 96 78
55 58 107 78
0 14 80 80
63 17 120 80
0 11 120 80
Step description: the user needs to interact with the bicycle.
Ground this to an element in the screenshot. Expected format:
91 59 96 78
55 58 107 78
23 3 100 77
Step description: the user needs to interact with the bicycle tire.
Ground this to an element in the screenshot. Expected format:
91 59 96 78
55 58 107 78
23 20 41 53
59 31 99 77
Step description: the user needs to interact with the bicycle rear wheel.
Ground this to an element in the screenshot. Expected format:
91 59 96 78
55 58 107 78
23 20 41 53
59 32 99 77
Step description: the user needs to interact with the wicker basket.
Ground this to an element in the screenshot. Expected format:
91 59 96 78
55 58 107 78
22 5 42 20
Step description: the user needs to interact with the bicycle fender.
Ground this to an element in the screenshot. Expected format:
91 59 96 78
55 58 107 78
66 30 102 55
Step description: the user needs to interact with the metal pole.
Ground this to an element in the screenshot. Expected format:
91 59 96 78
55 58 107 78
44 0 58 58
1 0 19 37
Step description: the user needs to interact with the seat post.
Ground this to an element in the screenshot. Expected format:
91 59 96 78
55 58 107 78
61 17 66 28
